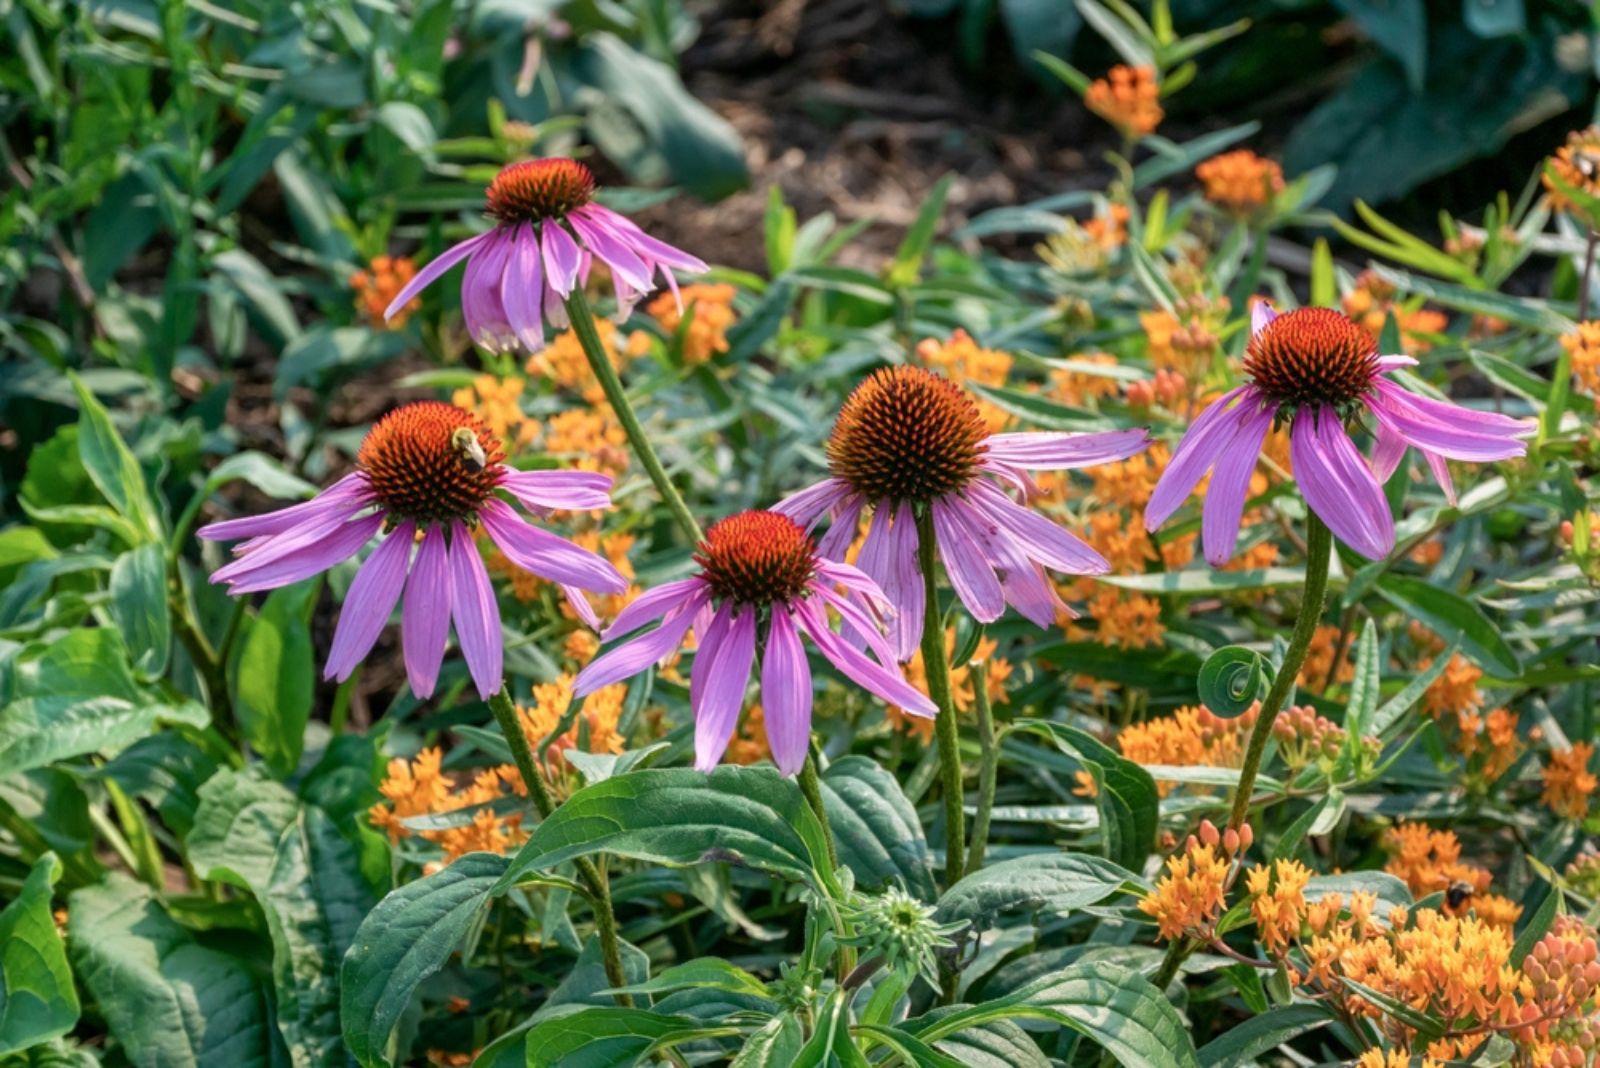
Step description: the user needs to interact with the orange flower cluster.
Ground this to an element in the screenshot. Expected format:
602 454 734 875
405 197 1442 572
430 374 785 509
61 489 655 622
1542 742 1598 821
1195 150 1284 215
1271 704 1352 770
1085 65 1162 138
452 375 538 454
1457 706 1523 785
351 255 419 328
1139 819 1251 941
525 317 643 406
542 406 630 479
1074 587 1166 650
1116 703 1255 796
914 329 1013 433
1356 1051 1439 1068
1047 352 1122 406
647 283 737 365
886 631 1011 743
1341 270 1448 351
1084 203 1131 250
514 674 628 772
1544 126 1600 219
1246 858 1311 954
1422 652 1484 719
1297 624 1354 692
1123 368 1191 416
1382 822 1492 903
724 704 771 766
1561 321 1600 397
1140 300 1226 380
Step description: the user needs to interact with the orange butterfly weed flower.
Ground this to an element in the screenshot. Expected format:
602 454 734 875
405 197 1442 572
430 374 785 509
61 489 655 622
1085 65 1162 138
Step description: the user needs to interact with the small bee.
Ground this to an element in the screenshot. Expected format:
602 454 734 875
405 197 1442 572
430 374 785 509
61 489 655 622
1445 880 1475 911
451 426 488 473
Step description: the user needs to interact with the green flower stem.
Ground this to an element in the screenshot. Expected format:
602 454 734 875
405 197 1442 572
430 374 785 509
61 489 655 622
563 288 703 546
1227 513 1333 832
1150 937 1190 991
965 659 998 879
915 507 965 887
797 752 839 873
488 685 631 1005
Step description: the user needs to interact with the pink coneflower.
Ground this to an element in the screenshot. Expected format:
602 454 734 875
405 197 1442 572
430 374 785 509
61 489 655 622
1145 303 1534 563
382 158 707 352
773 366 1150 659
200 401 627 699
573 510 935 776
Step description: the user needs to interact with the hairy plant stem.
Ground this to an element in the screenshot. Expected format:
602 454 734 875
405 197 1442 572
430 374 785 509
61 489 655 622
488 685 631 1005
965 660 998 878
564 288 703 546
914 507 965 887
1150 938 1189 991
1227 513 1333 832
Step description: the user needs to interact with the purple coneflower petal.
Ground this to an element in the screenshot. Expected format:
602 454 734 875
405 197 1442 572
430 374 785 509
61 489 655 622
815 558 895 618
403 524 453 699
198 473 369 542
1375 378 1531 433
762 607 812 777
1370 420 1409 484
575 592 707 695
854 504 895 596
1422 450 1457 507
1368 382 1531 461
1291 409 1394 561
773 478 852 528
888 502 923 662
931 499 1005 623
1144 386 1259 531
1375 355 1417 372
586 205 709 274
540 222 584 297
691 607 757 771
561 585 601 630
210 504 367 584
967 481 1109 576
1250 299 1278 338
795 599 935 716
461 229 514 350
503 224 547 352
448 520 502 700
498 469 615 513
1201 404 1275 567
479 499 627 593
981 427 1151 470
604 577 709 640
383 233 490 322
569 212 652 294
223 513 383 594
815 584 899 671
817 495 865 561
324 520 414 682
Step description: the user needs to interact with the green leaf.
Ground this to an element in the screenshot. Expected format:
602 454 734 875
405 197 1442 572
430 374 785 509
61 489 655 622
906 961 1198 1068
68 874 285 1068
1009 722 1157 870
342 854 508 1068
496 767 833 895
374 102 435 155
109 543 171 678
606 958 767 999
820 755 935 899
213 248 300 344
913 1017 1048 1068
1334 0 1425 89
1374 575 1521 679
1368 639 1460 737
1306 872 1412 916
937 853 1145 929
1196 1004 1331 1068
67 372 159 541
729 1014 802 1068
886 175 952 288
1344 619 1381 740
520 1007 713 1068
1100 568 1308 594
230 584 317 778
0 696 205 779
0 855 80 1055
204 452 318 500
1196 646 1269 717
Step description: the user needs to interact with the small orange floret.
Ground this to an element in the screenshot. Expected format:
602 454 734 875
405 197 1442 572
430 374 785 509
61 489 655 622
1085 65 1163 138
352 255 420 328
1195 150 1284 214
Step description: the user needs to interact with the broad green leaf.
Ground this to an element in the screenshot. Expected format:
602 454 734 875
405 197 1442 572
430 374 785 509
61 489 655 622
496 767 832 895
0 696 205 779
606 958 767 999
0 855 79 1054
906 961 1198 1068
937 853 1145 929
546 936 650 1012
68 875 285 1068
204 452 318 499
1374 576 1521 679
916 1017 1048 1068
820 755 935 899
230 584 317 778
728 1014 802 1068
1101 568 1308 594
109 543 171 678
520 1007 715 1068
67 372 159 541
1009 722 1157 870
1306 872 1412 917
342 854 508 1068
1196 1004 1332 1068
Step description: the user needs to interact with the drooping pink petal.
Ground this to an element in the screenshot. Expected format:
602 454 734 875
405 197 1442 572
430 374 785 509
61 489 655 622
815 558 894 618
795 598 936 716
403 524 453 699
574 591 708 695
1250 299 1278 338
448 520 502 699
1370 419 1409 484
1291 410 1394 561
1201 404 1275 566
817 495 865 561
1375 355 1417 372
561 585 600 630
691 607 757 772
980 427 1151 470
772 478 852 529
1422 450 1457 507
479 498 627 593
1144 386 1258 531
498 468 615 513
569 211 653 294
888 502 923 662
1367 382 1531 461
814 584 899 671
944 495 1066 628
461 229 514 351
383 233 491 322
1374 378 1532 433
198 473 370 542
967 481 1109 576
853 505 895 601
210 503 368 583
540 221 584 297
502 223 547 353
584 205 709 274
931 498 1005 623
222 513 383 594
762 607 812 777
324 520 414 682
603 578 708 640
